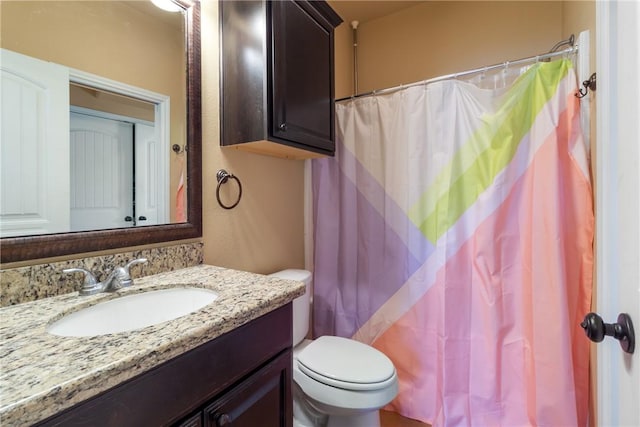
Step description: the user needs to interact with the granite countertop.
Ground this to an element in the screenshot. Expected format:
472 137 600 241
0 264 305 426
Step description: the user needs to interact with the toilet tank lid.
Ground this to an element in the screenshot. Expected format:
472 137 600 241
269 269 311 282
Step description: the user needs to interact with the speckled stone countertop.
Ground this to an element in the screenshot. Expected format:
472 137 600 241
0 265 305 426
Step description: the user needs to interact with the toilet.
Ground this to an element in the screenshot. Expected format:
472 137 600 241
270 269 398 427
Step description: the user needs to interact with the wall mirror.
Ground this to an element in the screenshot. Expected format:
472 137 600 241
0 0 201 263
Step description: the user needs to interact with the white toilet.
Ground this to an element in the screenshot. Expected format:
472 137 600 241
270 269 399 427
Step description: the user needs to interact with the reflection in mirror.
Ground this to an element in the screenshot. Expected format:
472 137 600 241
69 83 171 233
0 0 202 262
1 1 187 237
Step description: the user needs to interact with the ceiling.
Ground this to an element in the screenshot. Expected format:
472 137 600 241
328 1 424 25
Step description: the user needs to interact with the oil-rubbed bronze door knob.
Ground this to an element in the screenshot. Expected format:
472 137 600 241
581 312 635 354
215 413 231 426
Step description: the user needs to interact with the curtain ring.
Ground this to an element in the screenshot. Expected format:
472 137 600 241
216 169 242 210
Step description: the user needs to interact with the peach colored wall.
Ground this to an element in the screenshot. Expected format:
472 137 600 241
334 22 354 99
70 85 156 123
333 1 569 98
563 1 596 71
0 2 185 108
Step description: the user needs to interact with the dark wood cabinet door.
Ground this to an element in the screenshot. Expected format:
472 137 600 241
177 412 203 427
204 350 292 427
271 0 335 154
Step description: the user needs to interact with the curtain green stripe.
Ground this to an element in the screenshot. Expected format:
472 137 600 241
410 59 571 243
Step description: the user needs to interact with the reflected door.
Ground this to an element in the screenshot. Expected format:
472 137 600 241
70 112 133 231
0 48 70 237
134 123 163 226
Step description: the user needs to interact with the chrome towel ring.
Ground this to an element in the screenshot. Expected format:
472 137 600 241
216 169 242 209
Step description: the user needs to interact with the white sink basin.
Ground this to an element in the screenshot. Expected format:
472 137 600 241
47 287 218 337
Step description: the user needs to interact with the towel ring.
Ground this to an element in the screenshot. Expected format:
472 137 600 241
216 169 242 210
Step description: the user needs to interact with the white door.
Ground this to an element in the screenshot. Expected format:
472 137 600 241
0 49 70 236
69 112 134 231
595 1 640 426
134 123 163 226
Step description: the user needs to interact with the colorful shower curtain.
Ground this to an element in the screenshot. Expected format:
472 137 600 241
312 59 593 426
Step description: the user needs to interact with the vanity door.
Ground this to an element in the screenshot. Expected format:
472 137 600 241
203 351 292 427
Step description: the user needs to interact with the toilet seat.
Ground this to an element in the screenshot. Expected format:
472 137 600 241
296 336 396 391
297 362 397 391
292 340 399 414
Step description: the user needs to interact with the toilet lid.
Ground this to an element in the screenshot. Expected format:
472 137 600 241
296 336 396 391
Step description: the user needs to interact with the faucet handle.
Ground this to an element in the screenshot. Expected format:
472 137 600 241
63 268 101 295
115 258 148 288
123 257 148 273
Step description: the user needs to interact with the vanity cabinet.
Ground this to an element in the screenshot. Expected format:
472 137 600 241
220 0 343 159
35 304 293 427
203 351 290 426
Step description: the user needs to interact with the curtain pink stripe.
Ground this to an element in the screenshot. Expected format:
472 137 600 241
373 94 593 426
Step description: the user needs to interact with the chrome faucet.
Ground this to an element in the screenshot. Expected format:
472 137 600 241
63 258 148 296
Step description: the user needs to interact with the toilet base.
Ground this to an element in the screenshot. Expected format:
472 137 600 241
292 380 381 427
326 411 380 427
293 411 380 427
293 384 327 427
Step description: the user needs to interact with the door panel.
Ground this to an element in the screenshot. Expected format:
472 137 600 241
271 1 334 152
0 49 70 236
70 113 133 231
134 122 164 225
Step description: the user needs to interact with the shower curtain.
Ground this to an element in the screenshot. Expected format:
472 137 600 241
312 59 593 426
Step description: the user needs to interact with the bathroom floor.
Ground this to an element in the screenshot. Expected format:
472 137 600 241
380 410 430 427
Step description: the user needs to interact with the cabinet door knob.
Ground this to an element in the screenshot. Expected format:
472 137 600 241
138 216 147 221
216 413 231 426
124 216 133 222
279 123 287 131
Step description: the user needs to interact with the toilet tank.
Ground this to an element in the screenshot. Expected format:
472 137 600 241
269 269 311 346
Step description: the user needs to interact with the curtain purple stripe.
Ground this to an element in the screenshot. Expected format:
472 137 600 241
312 143 434 337
337 141 436 264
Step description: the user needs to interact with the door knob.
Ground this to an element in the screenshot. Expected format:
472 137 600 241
215 413 231 426
580 312 635 354
124 216 133 222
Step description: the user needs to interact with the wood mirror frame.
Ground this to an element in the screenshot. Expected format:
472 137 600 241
0 0 202 264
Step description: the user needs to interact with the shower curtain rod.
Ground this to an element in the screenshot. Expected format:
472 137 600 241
336 45 578 102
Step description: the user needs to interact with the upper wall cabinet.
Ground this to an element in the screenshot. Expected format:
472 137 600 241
220 0 342 159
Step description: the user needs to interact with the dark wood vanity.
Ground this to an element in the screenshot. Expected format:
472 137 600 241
36 305 293 427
